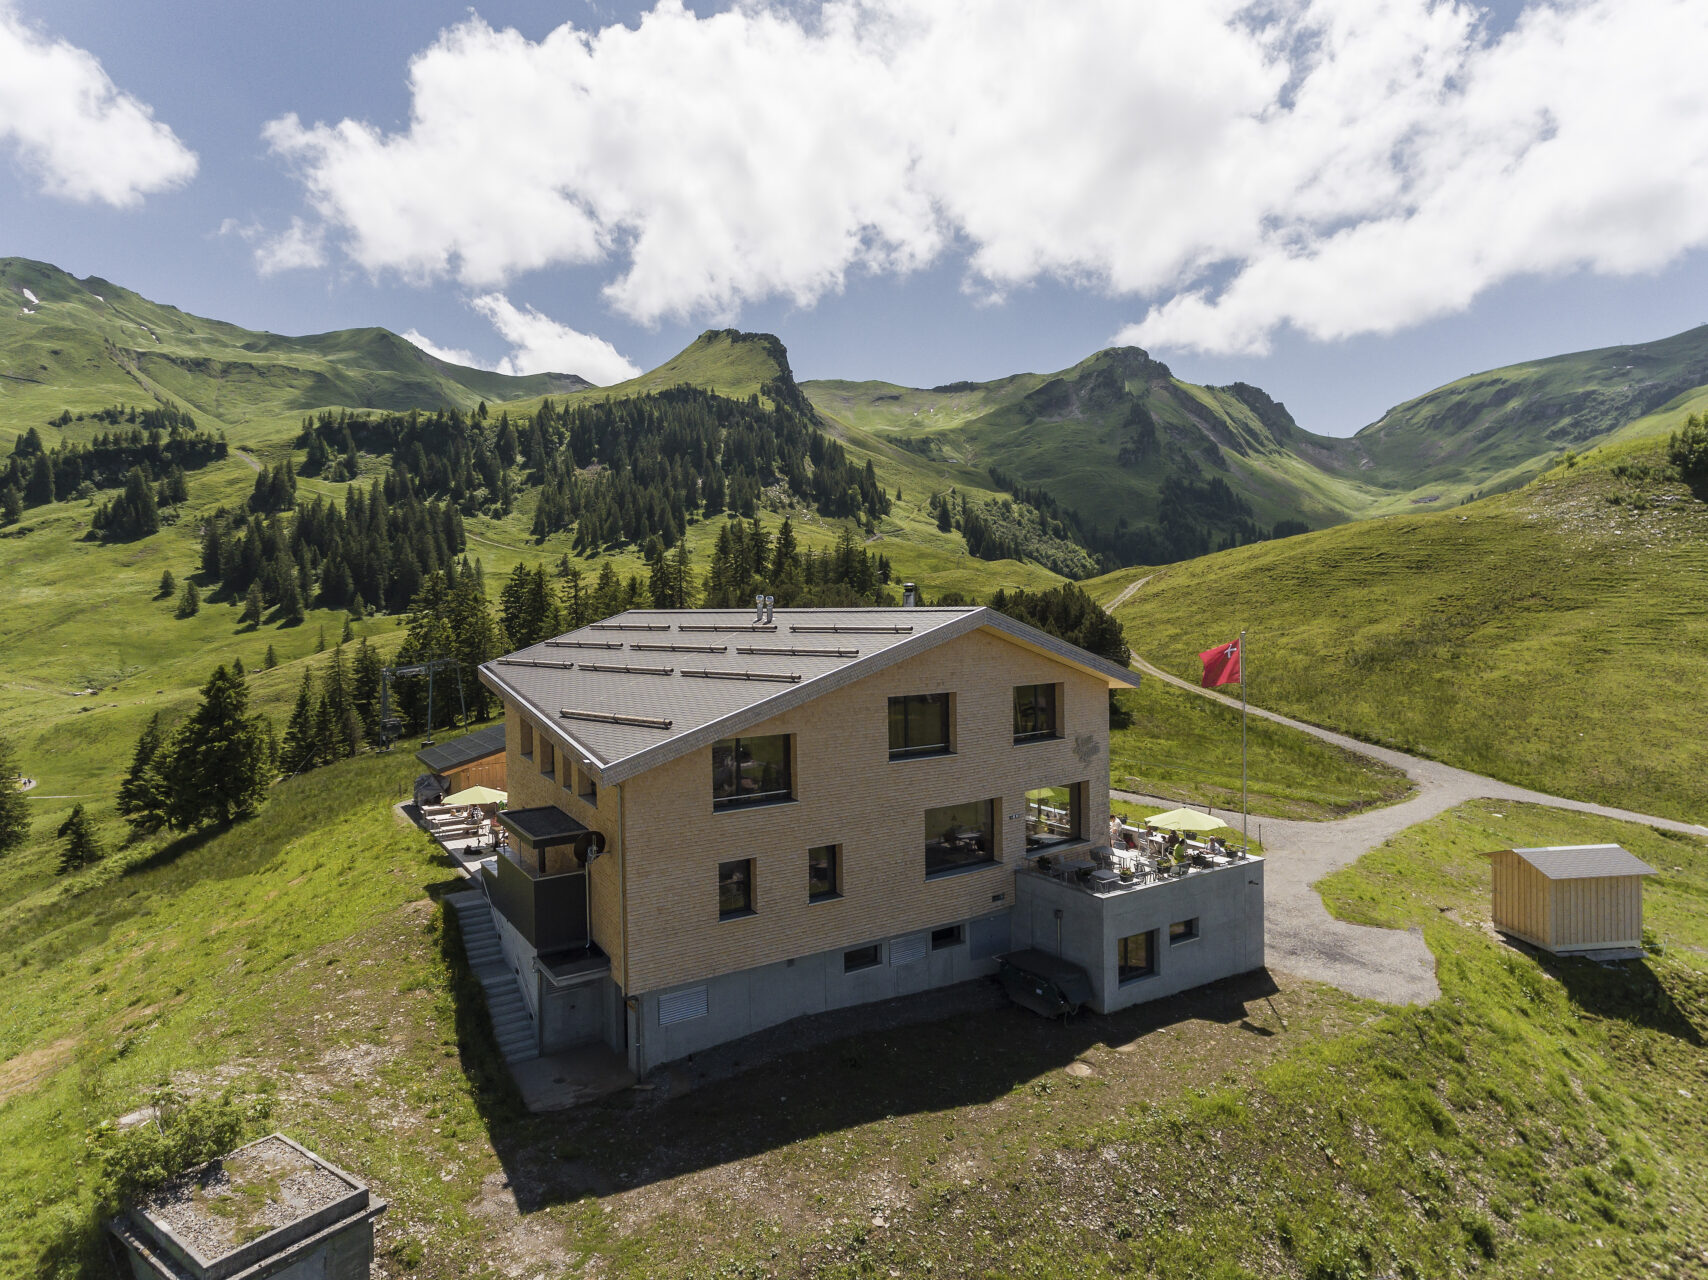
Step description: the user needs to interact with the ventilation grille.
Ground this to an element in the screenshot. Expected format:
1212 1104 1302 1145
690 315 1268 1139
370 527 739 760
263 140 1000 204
657 986 708 1026
889 934 928 967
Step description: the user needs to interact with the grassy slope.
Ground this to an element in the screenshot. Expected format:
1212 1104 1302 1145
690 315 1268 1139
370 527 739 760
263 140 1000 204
805 349 1381 538
1095 439 1708 823
1328 324 1708 507
0 257 585 453
4 754 1703 1277
1110 678 1413 821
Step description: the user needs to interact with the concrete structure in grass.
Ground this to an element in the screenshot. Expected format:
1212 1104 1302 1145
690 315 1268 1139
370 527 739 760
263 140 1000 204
107 1133 384 1280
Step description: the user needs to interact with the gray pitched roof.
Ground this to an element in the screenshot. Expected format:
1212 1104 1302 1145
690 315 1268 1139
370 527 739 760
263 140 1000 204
1502 844 1658 880
480 605 1135 786
414 723 506 774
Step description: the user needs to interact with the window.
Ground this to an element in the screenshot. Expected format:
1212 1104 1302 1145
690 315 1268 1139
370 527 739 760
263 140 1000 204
519 720 533 759
1118 930 1156 983
1170 918 1200 944
538 739 555 780
931 924 964 950
888 693 951 758
711 735 792 808
844 943 881 973
808 844 840 902
1013 683 1059 742
1025 784 1085 850
924 799 996 878
718 858 754 919
577 766 597 805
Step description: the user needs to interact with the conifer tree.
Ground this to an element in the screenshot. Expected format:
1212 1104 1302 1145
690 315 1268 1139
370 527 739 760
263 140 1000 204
351 638 383 738
159 569 176 598
176 581 200 618
1 485 21 525
0 737 29 855
158 665 271 828
56 804 102 874
281 669 318 775
240 582 264 626
117 713 169 834
264 644 278 670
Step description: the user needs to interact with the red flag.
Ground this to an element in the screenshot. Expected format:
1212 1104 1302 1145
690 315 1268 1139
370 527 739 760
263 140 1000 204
1199 638 1242 688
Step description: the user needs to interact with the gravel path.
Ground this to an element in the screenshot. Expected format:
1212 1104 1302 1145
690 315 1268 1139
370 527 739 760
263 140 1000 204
1117 652 1706 1006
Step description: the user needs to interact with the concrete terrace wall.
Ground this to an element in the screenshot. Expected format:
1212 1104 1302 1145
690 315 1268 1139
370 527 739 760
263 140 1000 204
1011 861 1265 1013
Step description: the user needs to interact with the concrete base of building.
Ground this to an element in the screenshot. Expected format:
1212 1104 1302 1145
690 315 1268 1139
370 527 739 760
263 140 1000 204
1010 858 1265 1013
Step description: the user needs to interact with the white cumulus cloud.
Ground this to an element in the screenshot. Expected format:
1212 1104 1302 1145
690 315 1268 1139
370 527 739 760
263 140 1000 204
405 294 641 386
0 3 196 207
252 217 327 276
263 0 1708 354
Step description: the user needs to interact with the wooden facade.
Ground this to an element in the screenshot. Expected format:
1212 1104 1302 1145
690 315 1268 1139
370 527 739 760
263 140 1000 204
1487 846 1651 954
444 752 506 795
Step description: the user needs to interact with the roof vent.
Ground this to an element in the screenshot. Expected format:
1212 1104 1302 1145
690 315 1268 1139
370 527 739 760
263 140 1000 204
764 594 775 623
902 582 917 608
754 594 765 622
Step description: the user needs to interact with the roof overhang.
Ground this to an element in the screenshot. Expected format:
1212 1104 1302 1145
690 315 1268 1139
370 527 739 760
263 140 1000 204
499 806 593 850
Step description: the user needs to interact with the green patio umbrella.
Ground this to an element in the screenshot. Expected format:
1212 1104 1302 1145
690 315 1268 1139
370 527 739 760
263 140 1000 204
1144 807 1228 833
440 785 508 807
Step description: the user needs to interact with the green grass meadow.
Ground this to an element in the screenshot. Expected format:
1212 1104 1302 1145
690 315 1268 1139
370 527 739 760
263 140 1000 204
1098 440 1708 823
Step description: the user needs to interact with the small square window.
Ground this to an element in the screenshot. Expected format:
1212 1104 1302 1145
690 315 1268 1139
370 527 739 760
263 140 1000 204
843 943 881 973
808 844 840 902
718 859 754 920
889 693 951 758
1169 918 1199 944
1013 683 1059 742
712 734 792 808
931 924 964 951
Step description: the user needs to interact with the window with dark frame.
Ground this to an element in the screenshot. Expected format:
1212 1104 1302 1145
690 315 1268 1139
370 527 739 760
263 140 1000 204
539 739 555 779
924 799 996 877
1013 683 1059 742
888 693 951 758
1024 782 1085 851
931 924 964 950
711 734 792 808
519 720 533 759
578 766 597 804
718 858 754 919
1118 930 1156 983
843 943 881 972
1169 918 1199 944
808 844 840 901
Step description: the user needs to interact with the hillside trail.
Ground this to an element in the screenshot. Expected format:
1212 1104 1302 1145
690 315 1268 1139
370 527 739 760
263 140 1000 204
1108 620 1705 1007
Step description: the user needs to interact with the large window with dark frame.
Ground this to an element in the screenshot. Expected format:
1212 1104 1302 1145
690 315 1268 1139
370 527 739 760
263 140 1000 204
888 693 951 759
519 720 533 759
808 844 840 902
924 799 996 877
718 858 755 919
1025 782 1085 850
538 739 555 780
1013 683 1060 742
1118 930 1156 983
711 735 792 808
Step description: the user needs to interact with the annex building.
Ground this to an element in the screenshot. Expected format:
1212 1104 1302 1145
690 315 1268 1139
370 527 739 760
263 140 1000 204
473 601 1265 1076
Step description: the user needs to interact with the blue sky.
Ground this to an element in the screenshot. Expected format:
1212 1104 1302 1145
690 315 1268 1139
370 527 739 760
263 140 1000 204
4 0 1707 435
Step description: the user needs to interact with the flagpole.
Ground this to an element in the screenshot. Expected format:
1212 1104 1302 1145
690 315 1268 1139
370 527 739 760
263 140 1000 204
1240 629 1249 854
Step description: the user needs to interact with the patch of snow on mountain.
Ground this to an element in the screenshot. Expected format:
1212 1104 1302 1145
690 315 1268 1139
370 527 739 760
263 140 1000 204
21 288 38 304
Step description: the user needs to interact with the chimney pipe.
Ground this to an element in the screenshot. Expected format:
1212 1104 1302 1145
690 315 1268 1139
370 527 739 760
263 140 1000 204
764 594 775 623
755 593 765 622
902 582 917 608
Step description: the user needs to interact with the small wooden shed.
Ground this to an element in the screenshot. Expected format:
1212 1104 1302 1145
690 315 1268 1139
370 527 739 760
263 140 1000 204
1485 844 1656 956
415 723 507 794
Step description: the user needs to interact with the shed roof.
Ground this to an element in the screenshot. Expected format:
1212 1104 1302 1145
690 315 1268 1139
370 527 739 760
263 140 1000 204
479 605 1136 786
414 723 506 774
499 805 591 850
1497 844 1658 880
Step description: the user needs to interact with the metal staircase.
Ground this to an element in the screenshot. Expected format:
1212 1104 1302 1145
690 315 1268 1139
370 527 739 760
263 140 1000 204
447 891 539 1064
